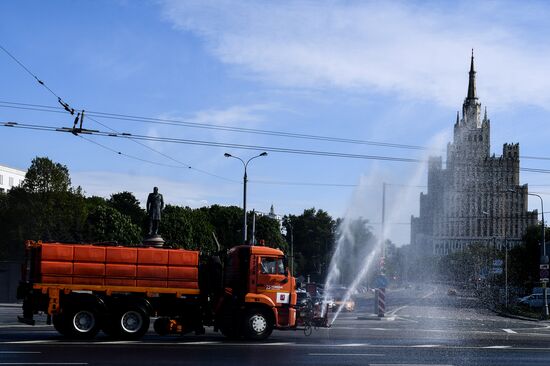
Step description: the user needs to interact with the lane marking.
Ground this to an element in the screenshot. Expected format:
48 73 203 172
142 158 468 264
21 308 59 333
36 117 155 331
502 328 517 334
0 325 51 329
484 346 512 349
338 343 369 347
0 364 87 365
4 340 51 344
309 353 384 356
0 352 41 354
411 344 440 348
370 364 453 366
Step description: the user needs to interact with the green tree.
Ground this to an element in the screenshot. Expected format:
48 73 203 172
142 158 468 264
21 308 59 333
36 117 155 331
283 208 335 282
85 205 141 245
22 157 72 193
0 187 88 260
108 191 146 229
161 205 216 253
508 225 548 289
204 205 244 251
254 214 286 251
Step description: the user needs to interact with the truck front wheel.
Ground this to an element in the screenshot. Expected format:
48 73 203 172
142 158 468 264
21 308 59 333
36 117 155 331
243 308 273 340
52 314 69 336
64 307 101 339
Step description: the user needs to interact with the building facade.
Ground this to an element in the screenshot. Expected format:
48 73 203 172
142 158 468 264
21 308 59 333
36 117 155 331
410 54 538 256
0 164 26 193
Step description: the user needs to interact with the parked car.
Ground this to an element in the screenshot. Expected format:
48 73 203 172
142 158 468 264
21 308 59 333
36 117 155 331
517 293 550 308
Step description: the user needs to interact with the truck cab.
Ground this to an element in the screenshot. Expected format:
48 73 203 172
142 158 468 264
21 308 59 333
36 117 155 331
221 245 296 339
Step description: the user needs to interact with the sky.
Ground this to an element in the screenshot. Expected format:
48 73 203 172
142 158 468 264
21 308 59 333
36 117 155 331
2 0 550 246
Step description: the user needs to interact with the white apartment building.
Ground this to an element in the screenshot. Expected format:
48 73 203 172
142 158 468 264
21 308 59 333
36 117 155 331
0 164 26 193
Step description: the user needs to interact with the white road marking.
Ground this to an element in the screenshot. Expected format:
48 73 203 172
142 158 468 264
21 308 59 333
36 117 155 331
502 328 517 334
309 353 384 356
0 364 87 365
4 340 51 344
484 346 512 349
411 344 440 348
0 325 51 329
97 341 140 344
0 351 41 354
338 343 369 347
370 364 453 366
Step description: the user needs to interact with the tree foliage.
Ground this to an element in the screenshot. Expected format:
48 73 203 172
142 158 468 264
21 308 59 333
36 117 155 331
108 191 146 230
283 208 335 282
85 205 141 245
22 157 72 193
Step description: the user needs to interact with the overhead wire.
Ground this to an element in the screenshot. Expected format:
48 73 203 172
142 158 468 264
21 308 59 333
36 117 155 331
3 100 550 164
0 100 430 151
4 121 550 177
0 44 237 183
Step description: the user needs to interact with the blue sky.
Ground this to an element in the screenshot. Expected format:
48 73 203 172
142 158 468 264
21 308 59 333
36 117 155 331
2 0 550 245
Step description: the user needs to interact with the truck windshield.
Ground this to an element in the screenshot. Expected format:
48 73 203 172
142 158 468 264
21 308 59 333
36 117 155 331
260 257 285 275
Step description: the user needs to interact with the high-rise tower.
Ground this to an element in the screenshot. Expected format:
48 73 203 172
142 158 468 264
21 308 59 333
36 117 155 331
411 53 537 255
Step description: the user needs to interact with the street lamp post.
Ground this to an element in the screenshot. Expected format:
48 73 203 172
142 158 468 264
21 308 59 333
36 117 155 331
224 152 268 245
528 193 549 319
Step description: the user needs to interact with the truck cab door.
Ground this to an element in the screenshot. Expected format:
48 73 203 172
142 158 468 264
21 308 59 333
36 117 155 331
255 256 290 305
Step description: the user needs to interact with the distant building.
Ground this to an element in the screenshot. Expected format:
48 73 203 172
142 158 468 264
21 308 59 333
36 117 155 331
410 53 538 256
0 164 26 193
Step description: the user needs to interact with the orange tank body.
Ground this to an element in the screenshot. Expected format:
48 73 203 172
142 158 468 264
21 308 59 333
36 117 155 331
37 242 199 291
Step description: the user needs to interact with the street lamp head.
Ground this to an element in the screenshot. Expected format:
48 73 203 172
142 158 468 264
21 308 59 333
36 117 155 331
224 153 232 158
260 152 268 157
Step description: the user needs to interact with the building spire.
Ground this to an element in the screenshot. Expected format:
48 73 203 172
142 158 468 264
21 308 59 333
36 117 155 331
467 49 477 100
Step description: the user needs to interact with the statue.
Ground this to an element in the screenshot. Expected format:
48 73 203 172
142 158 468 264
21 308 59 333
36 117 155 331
146 187 164 236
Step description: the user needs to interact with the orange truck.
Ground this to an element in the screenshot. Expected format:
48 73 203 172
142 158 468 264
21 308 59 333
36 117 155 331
17 241 296 340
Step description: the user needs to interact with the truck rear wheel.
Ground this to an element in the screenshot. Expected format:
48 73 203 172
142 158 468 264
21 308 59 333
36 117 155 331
118 307 150 340
243 308 273 340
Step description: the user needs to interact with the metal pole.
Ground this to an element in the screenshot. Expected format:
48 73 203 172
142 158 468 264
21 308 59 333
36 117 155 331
529 193 548 318
504 239 508 309
290 224 294 276
251 209 256 245
381 182 386 261
224 152 267 246
243 168 248 244
540 196 548 318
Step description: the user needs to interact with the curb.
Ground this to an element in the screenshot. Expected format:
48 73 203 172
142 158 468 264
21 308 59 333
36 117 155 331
493 309 544 322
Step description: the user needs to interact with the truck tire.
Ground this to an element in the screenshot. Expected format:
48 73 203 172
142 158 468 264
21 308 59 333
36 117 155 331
52 314 69 336
101 316 121 338
118 307 150 340
242 308 273 340
64 306 101 339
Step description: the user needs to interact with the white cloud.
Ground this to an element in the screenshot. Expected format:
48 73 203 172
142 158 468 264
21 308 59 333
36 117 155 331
160 0 550 110
190 104 271 126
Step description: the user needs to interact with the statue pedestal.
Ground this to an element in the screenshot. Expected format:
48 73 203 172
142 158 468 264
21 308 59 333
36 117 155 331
142 235 165 248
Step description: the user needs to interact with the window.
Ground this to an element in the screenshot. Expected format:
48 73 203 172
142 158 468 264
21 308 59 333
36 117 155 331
8 177 13 187
260 257 285 275
0 175 3 185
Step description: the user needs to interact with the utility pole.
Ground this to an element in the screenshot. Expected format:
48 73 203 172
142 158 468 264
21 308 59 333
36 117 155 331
381 182 387 261
251 209 256 246
224 152 267 245
527 192 548 319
